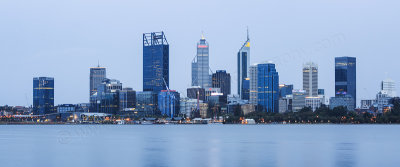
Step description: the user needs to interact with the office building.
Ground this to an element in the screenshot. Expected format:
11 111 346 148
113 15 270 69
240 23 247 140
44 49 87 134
90 65 106 97
143 31 169 92
205 88 221 101
382 78 397 97
305 97 322 112
192 35 211 88
329 96 355 110
212 70 231 97
187 87 205 101
249 64 258 104
279 84 293 98
33 77 55 115
335 56 356 109
238 29 250 99
180 97 202 118
119 88 136 112
90 78 122 114
292 90 306 112
303 62 318 97
257 62 279 113
136 91 159 116
158 90 180 118
57 104 76 113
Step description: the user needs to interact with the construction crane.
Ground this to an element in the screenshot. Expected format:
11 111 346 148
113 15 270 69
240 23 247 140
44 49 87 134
162 77 175 119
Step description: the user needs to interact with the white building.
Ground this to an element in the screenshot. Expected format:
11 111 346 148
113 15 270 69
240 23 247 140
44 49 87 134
249 64 258 104
382 78 397 97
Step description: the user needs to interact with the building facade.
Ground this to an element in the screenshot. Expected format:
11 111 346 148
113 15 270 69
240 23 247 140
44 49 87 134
192 35 211 88
237 30 250 99
143 31 169 92
249 64 258 104
212 70 231 97
90 66 106 97
187 87 205 101
257 63 279 113
136 91 159 116
335 56 356 109
279 84 293 98
292 90 306 112
303 62 318 97
33 77 55 115
90 79 122 114
382 78 397 97
119 88 136 112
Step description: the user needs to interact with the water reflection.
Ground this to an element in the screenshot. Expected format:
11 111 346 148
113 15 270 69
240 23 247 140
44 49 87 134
335 143 356 167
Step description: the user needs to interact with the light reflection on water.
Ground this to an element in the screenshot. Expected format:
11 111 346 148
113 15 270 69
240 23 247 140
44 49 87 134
0 125 399 167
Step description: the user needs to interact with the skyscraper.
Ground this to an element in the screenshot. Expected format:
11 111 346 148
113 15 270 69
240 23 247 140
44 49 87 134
335 56 357 108
303 62 318 97
158 90 180 118
237 29 250 99
33 77 55 115
257 62 279 113
143 31 169 92
192 34 211 88
212 70 231 97
249 64 258 104
381 78 397 97
90 65 106 97
119 87 136 112
90 78 122 114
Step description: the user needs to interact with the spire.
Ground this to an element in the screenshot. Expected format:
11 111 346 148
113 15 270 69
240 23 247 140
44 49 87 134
201 30 205 40
246 26 250 41
97 60 100 67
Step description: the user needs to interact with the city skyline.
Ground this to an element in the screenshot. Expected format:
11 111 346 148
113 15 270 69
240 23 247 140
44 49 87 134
1 0 400 106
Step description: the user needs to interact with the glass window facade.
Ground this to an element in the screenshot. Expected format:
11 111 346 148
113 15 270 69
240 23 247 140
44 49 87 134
212 70 231 97
143 32 169 92
158 90 180 118
192 37 211 88
257 63 279 113
237 35 250 99
33 77 55 115
335 57 356 109
90 67 106 97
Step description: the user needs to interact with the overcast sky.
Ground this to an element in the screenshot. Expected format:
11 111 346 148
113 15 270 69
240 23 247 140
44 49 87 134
0 0 399 106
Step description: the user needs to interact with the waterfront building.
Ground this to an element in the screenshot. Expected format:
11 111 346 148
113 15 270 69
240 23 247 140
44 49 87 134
119 88 136 112
76 103 90 113
187 87 205 101
90 78 122 114
305 97 322 112
335 56 356 109
329 96 355 110
192 34 211 88
199 103 208 118
279 98 288 113
143 31 169 92
257 62 279 113
33 77 55 115
361 99 376 110
303 62 318 97
212 70 231 97
237 29 250 99
279 84 293 98
90 65 106 97
57 104 76 113
318 89 326 105
180 97 202 118
241 104 256 115
381 78 397 97
249 64 258 104
136 91 159 116
158 90 180 118
375 91 391 113
292 90 306 112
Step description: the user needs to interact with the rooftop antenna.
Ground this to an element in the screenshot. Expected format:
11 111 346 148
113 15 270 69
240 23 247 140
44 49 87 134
97 60 100 67
246 26 249 40
201 30 205 40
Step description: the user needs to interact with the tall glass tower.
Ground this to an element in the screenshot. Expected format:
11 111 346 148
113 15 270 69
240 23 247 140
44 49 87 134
237 29 250 99
33 77 55 115
90 65 106 97
257 62 279 113
192 34 211 88
335 56 356 108
143 31 169 92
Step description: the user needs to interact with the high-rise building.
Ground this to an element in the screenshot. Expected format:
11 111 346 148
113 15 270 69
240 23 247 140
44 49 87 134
249 64 258 104
292 89 306 112
212 70 231 97
90 78 122 114
33 77 55 115
136 91 159 116
158 90 180 118
237 29 250 99
192 35 211 88
381 78 397 97
119 88 136 112
257 62 279 113
335 56 356 109
90 66 106 97
303 62 318 97
143 31 169 92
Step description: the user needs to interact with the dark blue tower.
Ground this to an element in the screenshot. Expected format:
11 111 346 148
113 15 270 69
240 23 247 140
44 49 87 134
143 32 169 92
335 57 356 108
257 63 279 113
33 77 55 115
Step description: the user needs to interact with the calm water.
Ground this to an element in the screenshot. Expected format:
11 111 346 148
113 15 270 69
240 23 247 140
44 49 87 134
0 125 399 167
